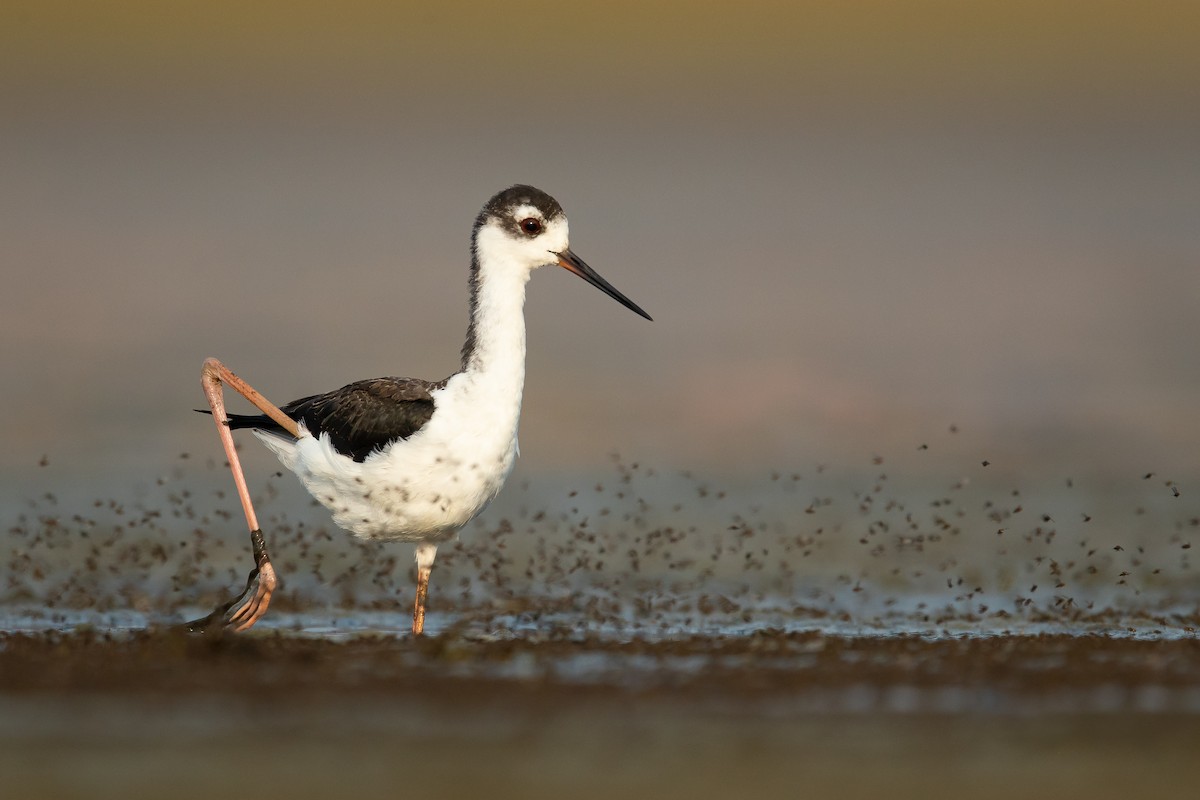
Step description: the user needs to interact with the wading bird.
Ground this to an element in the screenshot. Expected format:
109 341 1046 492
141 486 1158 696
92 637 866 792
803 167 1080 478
191 185 651 635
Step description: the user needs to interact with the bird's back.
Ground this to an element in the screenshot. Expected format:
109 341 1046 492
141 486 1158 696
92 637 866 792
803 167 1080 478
225 376 446 462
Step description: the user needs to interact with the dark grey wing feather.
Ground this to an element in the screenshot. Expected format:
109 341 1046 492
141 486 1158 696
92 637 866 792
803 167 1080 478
223 377 444 462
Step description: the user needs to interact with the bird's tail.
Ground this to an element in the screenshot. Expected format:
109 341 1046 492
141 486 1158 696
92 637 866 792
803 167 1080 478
193 408 294 436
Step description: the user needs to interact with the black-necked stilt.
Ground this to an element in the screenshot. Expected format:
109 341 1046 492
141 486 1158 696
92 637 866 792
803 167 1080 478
190 185 651 635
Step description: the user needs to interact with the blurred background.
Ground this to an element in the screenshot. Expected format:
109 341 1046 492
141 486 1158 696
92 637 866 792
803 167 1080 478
6 12 1200 800
5 9 1200 794
2 0 1197 499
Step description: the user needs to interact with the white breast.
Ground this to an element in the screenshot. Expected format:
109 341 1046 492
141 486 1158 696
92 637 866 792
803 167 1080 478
254 370 522 542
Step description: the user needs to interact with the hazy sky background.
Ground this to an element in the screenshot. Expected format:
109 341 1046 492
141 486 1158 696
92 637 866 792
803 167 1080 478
2 1 1198 500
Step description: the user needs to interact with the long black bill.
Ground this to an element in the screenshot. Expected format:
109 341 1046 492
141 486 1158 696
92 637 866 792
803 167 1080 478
555 249 653 321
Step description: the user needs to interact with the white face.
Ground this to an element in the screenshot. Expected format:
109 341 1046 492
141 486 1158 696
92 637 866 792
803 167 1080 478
475 204 570 275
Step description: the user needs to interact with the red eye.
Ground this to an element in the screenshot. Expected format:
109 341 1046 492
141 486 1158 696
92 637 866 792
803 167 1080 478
519 218 543 235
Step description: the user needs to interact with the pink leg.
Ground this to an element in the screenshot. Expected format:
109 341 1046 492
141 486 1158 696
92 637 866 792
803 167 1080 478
413 543 438 636
186 358 299 633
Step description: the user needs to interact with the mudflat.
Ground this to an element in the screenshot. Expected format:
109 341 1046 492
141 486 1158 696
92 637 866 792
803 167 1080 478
3 626 1199 800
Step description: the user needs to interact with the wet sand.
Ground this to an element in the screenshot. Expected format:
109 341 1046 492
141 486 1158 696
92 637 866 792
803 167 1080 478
4 627 1200 800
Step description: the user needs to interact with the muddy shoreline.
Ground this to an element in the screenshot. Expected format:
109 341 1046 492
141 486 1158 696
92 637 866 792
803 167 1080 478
3 627 1199 704
5 629 1200 800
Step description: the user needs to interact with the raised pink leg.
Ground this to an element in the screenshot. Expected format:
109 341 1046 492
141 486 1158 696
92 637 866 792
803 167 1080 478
186 358 299 633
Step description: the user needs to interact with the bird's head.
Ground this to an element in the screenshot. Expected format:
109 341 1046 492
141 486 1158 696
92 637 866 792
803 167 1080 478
472 185 652 321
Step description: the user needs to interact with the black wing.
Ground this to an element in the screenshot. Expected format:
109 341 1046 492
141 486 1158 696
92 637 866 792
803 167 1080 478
221 377 445 463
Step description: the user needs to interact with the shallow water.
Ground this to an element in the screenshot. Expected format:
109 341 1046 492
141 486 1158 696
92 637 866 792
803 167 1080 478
3 604 1200 642
4 458 1200 799
6 455 1198 626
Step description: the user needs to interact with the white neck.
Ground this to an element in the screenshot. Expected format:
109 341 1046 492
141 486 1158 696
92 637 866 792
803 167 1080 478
464 267 528 374
459 229 534 393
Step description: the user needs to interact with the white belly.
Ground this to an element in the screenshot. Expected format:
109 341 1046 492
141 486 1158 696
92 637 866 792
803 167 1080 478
255 375 521 542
